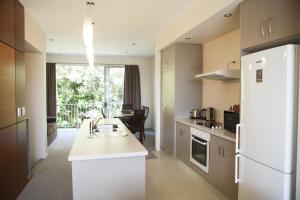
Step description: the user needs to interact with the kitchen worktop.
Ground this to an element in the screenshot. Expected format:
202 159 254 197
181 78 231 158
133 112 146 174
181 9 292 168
68 118 148 161
176 118 236 142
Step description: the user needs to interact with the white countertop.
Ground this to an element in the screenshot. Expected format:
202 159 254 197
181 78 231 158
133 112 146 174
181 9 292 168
176 118 236 142
68 118 148 161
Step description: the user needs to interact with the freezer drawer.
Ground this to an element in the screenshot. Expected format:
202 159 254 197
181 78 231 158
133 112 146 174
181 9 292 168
238 154 292 200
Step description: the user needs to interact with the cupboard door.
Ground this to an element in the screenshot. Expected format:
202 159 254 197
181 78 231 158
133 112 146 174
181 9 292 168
16 51 26 122
182 124 190 164
0 0 14 47
0 42 16 129
17 120 28 193
268 0 300 42
0 125 18 200
241 0 269 49
176 122 191 164
161 45 175 72
175 123 184 159
14 0 24 52
209 135 237 200
161 70 175 155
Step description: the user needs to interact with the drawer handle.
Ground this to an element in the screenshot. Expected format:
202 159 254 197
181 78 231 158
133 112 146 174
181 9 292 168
261 21 266 37
268 18 272 36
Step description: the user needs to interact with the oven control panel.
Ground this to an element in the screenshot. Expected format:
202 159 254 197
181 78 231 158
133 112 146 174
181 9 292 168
190 127 210 141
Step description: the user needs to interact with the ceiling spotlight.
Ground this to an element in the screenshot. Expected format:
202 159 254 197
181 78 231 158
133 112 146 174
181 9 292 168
185 37 191 40
125 51 128 54
132 43 136 46
224 13 232 17
49 38 54 42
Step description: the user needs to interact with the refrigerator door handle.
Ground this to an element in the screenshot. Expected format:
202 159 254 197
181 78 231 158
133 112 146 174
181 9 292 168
235 154 239 183
235 124 241 153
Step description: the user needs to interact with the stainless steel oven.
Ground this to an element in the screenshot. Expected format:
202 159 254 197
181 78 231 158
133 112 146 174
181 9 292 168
190 127 210 173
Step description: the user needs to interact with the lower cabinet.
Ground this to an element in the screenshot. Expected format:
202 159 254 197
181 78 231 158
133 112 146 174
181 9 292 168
0 125 18 200
0 120 28 200
17 120 28 193
175 122 237 200
176 122 190 164
209 135 238 200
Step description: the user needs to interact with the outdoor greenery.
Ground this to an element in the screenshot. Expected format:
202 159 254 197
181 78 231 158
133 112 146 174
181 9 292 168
56 64 124 127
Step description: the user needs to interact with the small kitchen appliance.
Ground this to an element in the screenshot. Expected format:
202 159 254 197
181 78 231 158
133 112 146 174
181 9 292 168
190 109 202 119
224 111 239 133
190 127 210 173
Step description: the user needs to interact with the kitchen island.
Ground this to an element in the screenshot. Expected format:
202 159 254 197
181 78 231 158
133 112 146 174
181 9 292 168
68 118 148 200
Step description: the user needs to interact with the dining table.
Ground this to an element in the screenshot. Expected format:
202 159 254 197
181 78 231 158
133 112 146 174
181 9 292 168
112 110 134 124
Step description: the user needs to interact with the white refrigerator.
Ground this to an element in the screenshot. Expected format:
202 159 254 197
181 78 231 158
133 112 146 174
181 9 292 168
236 45 299 200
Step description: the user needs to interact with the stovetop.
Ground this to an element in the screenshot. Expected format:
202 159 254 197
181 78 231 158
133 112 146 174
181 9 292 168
195 120 218 129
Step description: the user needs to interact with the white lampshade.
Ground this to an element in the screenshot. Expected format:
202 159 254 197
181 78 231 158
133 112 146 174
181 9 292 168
83 17 93 46
86 45 94 68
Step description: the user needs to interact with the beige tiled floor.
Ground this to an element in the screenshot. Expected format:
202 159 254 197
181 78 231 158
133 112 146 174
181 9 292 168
146 151 229 200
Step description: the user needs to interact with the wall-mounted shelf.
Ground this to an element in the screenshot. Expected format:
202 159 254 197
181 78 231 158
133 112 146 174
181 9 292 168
195 69 240 80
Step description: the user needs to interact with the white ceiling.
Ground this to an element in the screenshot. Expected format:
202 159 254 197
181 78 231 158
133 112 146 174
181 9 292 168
176 1 240 45
20 0 203 57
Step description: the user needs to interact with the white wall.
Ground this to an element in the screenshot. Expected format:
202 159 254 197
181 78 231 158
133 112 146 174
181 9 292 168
24 11 47 164
25 53 47 163
46 54 154 129
202 29 240 123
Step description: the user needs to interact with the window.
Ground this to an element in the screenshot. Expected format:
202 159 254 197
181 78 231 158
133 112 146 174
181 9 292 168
56 63 124 127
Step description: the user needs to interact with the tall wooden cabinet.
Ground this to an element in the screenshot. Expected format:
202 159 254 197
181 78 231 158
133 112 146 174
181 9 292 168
0 125 18 200
0 0 28 199
161 43 203 155
0 0 15 47
241 0 300 50
0 42 16 129
14 0 25 52
17 120 28 193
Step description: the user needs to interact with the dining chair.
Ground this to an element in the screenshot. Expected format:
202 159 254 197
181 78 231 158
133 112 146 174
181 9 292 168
101 108 107 119
142 106 149 139
122 104 133 112
127 109 145 144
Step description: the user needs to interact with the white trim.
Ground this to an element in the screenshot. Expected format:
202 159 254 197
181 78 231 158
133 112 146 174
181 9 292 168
154 50 161 151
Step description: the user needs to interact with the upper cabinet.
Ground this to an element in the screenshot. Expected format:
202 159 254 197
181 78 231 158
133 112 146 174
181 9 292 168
161 45 175 72
14 0 25 52
241 0 269 49
0 0 15 47
268 0 300 42
241 0 300 50
0 42 16 129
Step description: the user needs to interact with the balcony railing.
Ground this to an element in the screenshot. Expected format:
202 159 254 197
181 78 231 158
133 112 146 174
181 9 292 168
57 103 122 128
57 104 103 128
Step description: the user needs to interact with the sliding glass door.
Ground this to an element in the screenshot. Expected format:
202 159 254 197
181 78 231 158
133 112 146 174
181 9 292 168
56 64 124 127
104 66 125 115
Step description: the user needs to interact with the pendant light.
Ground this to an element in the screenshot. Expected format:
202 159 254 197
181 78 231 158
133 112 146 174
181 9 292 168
83 1 95 68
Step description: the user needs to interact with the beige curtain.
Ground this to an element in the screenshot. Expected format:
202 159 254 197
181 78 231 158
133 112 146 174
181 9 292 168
123 65 141 109
46 63 57 118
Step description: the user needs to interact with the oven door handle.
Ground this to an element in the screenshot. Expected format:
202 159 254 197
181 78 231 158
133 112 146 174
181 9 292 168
192 136 207 146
